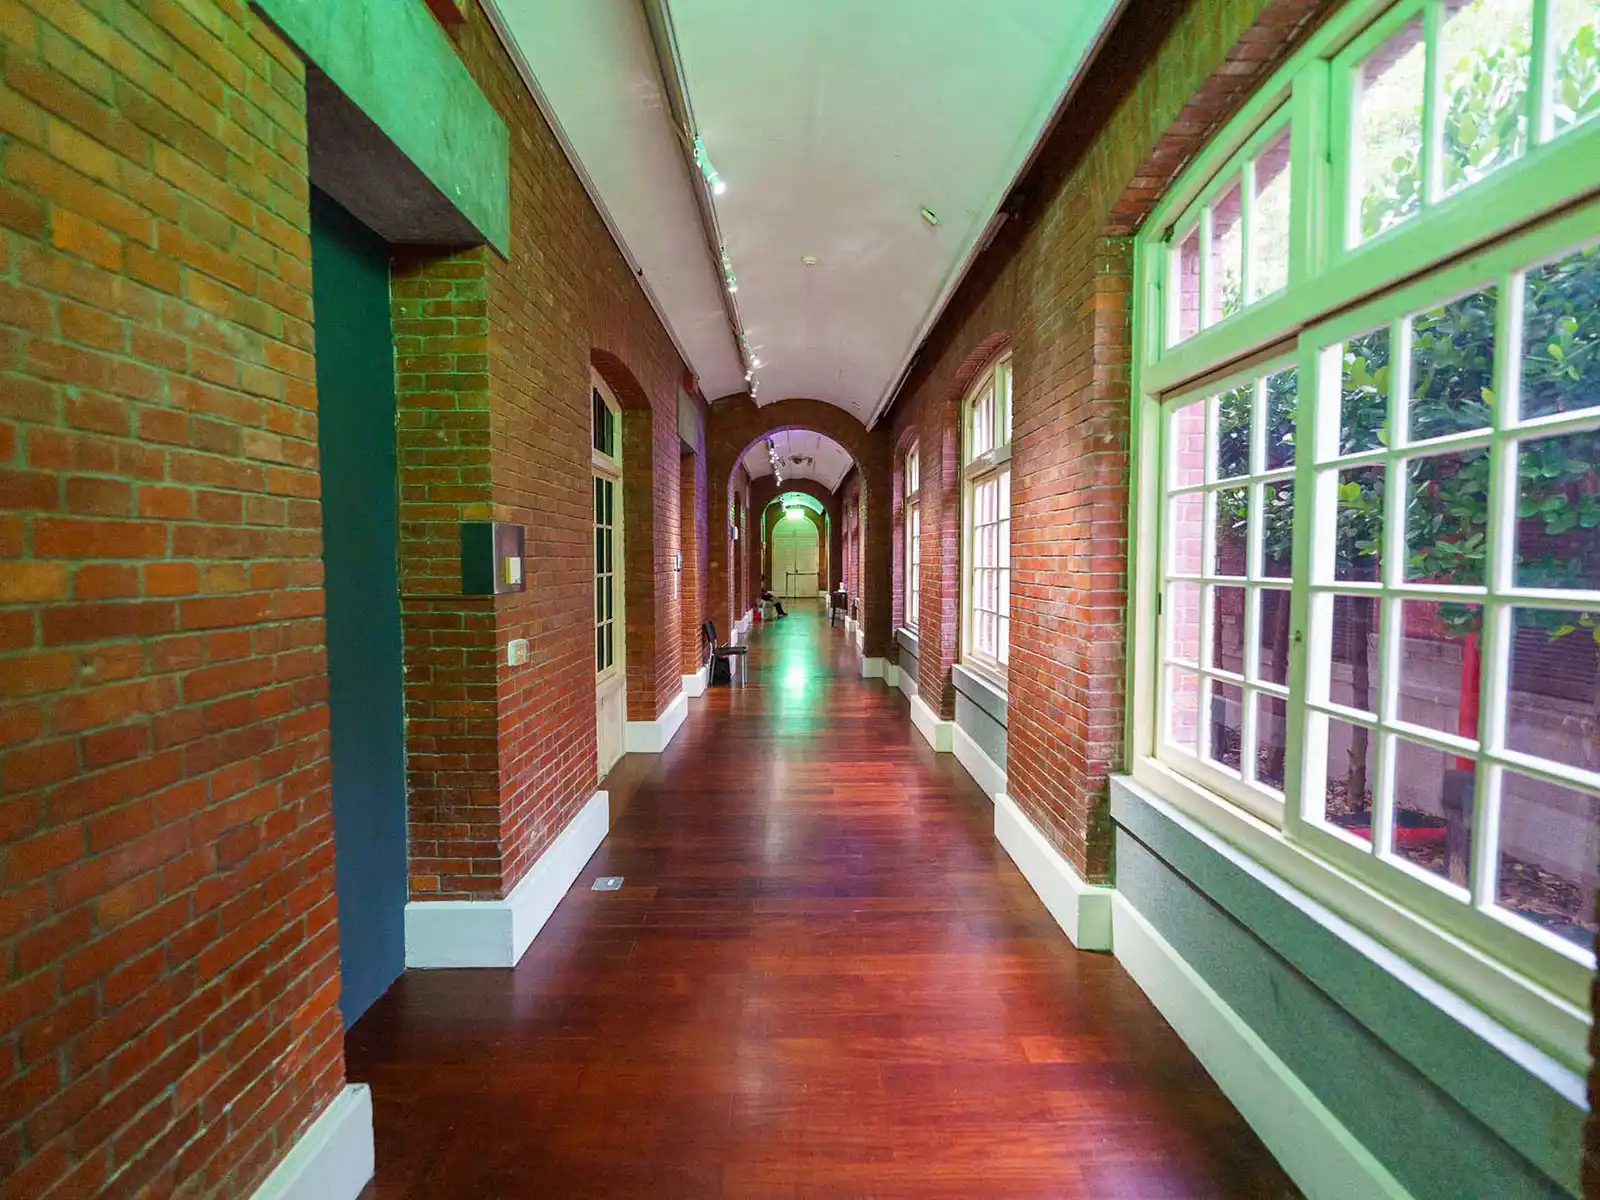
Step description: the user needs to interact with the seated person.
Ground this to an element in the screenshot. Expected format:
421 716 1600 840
760 579 788 618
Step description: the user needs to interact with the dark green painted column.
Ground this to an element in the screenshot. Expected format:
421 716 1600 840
311 188 408 1027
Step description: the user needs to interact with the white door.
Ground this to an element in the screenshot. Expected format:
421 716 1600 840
593 378 625 779
772 516 820 597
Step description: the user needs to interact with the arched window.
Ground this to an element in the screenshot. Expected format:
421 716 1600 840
1131 0 1600 1062
963 355 1012 677
904 442 921 629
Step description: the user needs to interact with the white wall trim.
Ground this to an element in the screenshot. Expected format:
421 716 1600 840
884 662 900 688
405 791 609 968
1112 894 1410 1200
247 1084 373 1200
952 722 1005 803
909 693 953 752
681 665 707 698
854 626 865 652
860 656 886 679
994 792 1113 950
625 688 688 752
733 610 753 636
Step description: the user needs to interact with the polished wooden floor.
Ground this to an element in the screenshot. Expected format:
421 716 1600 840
349 603 1296 1198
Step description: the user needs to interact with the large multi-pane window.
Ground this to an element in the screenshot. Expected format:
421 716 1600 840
904 443 921 628
1136 0 1600 1065
964 356 1012 674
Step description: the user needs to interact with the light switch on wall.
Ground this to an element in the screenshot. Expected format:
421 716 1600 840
507 638 530 667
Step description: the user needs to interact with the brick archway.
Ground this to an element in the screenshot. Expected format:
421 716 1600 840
750 477 842 592
589 348 673 722
707 396 890 658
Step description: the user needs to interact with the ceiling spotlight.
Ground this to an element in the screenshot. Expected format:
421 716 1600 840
920 207 939 227
802 255 818 267
728 281 737 293
752 357 763 367
712 178 727 196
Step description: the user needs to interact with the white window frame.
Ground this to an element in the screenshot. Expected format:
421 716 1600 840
962 355 1013 681
593 378 623 686
904 442 921 630
1129 0 1600 1071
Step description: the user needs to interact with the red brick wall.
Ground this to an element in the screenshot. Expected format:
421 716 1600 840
421 5 691 896
880 0 1331 879
391 247 500 899
0 2 343 1195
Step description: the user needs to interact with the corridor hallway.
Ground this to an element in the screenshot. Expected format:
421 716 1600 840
346 604 1293 1198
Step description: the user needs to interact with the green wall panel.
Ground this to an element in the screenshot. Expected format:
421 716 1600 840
260 0 510 254
1112 786 1582 1198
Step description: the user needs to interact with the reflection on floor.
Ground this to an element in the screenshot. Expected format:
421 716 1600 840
348 602 1297 1198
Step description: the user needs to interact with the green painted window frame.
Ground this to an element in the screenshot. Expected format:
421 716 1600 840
1128 0 1600 1072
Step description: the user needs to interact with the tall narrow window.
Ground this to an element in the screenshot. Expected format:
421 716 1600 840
963 355 1012 675
592 385 622 678
592 377 625 779
904 443 921 628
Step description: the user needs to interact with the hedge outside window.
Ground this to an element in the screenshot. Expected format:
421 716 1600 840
963 356 1012 675
1134 0 1600 1068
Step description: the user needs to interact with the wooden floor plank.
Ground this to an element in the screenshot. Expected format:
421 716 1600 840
349 603 1297 1198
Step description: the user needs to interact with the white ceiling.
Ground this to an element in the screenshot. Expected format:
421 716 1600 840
488 0 1122 422
742 430 854 491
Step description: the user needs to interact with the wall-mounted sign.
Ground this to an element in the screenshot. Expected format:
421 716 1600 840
461 522 526 594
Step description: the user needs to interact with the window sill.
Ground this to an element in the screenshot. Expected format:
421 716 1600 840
952 662 1007 727
1124 758 1590 1076
956 658 1007 697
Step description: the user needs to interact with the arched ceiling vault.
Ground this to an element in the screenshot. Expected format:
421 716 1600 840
484 0 1123 426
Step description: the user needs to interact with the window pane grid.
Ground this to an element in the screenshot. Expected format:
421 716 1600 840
1161 367 1300 794
1299 243 1600 956
1342 0 1598 251
970 469 1010 666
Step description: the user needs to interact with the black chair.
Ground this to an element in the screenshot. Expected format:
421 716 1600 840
829 589 848 627
701 620 748 686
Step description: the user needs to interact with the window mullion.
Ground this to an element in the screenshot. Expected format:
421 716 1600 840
1421 0 1445 208
1293 60 1332 283
1468 269 1525 908
1282 330 1328 837
1530 0 1554 145
1372 316 1409 859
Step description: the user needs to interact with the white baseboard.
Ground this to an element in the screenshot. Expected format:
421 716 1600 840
953 722 1005 803
404 791 609 968
681 666 707 698
854 627 865 651
994 793 1112 950
860 656 886 679
248 1084 373 1200
884 662 900 688
625 689 687 752
909 693 953 752
1111 895 1408 1200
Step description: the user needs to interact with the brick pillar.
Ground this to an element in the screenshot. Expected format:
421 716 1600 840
391 247 501 899
1007 235 1132 883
